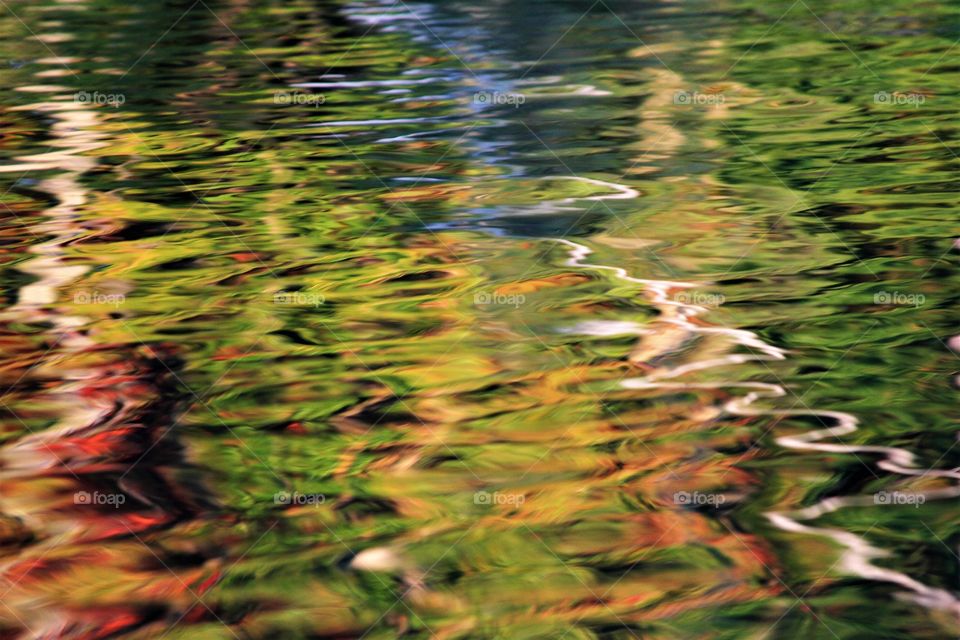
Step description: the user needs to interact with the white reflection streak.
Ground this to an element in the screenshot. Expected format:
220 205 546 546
552 178 960 615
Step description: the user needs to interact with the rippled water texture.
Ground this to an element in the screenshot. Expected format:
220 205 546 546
1 0 959 638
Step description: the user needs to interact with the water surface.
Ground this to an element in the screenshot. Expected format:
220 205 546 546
0 0 958 638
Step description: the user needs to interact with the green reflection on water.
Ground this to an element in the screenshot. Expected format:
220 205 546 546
0 0 957 638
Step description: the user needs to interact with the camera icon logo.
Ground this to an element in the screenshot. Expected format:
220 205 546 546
473 491 492 505
673 491 691 505
74 491 92 505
